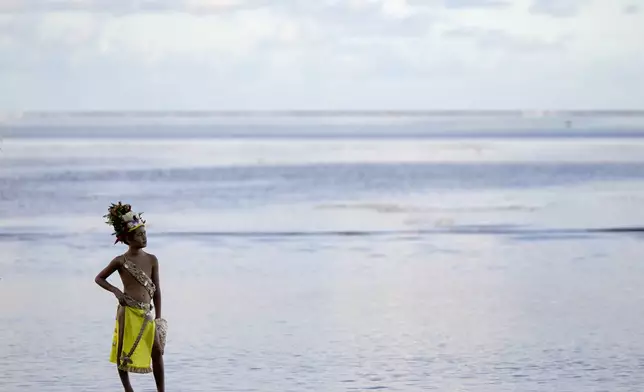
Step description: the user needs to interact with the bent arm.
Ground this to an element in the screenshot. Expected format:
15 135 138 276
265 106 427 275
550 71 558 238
94 256 124 296
151 255 162 319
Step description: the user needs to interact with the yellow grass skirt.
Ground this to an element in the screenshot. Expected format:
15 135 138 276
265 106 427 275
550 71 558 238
110 305 156 374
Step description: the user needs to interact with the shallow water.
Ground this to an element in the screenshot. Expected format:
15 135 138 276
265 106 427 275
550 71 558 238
2 123 644 391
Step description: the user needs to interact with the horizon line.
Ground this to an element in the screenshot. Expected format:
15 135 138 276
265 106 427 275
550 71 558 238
4 109 644 119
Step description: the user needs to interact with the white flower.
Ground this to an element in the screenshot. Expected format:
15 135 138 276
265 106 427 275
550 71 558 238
121 211 135 222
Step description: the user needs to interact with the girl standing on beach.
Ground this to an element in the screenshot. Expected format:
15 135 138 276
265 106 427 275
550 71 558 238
95 202 167 392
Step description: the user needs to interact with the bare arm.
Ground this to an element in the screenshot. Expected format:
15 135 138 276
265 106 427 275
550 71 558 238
95 256 125 300
151 254 162 319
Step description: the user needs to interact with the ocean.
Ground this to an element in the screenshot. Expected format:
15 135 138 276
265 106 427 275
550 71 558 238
2 116 644 391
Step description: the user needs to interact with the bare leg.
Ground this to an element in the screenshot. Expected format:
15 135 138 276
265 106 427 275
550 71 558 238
118 369 134 392
152 337 165 392
116 307 134 392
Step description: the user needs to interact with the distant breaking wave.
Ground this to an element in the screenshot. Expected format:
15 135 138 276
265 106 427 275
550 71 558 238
5 125 644 140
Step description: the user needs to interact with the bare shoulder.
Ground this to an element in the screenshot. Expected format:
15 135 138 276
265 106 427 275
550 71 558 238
96 254 125 279
111 255 126 267
147 252 159 267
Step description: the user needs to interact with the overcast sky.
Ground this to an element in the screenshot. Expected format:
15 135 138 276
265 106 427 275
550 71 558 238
0 0 642 110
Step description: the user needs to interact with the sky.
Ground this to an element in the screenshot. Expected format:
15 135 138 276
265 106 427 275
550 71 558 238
0 0 643 110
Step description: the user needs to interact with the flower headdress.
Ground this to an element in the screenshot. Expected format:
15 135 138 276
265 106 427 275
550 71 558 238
104 201 146 244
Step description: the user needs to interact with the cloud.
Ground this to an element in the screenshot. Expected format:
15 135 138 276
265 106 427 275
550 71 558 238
0 0 249 14
0 0 643 110
0 0 511 15
623 4 639 15
529 0 591 17
442 0 510 9
443 27 568 53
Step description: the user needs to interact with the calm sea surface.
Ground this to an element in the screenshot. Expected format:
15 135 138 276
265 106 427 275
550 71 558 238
2 119 644 391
